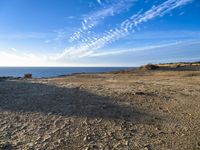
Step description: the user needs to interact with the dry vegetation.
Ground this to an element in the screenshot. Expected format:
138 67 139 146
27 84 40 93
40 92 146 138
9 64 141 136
0 64 200 150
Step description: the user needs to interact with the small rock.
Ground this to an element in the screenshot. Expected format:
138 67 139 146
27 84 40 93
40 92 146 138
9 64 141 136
85 144 99 150
92 145 99 149
124 140 129 146
115 126 122 130
197 142 200 147
159 131 168 135
135 92 145 95
83 136 87 141
57 139 62 143
144 144 152 150
65 131 70 136
113 142 121 148
0 142 13 150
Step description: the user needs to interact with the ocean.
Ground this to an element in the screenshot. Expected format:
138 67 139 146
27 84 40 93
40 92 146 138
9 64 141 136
0 67 131 78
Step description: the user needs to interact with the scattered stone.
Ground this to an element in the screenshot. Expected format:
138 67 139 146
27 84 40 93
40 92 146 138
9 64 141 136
135 92 145 95
85 144 99 150
0 142 13 150
197 142 200 147
0 68 199 149
144 144 153 150
83 136 88 141
159 131 168 135
124 140 129 146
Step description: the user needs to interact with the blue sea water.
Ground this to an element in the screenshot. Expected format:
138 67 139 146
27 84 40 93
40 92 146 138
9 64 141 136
0 67 131 78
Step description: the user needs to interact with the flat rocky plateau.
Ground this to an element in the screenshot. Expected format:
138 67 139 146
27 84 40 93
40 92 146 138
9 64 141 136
0 70 200 150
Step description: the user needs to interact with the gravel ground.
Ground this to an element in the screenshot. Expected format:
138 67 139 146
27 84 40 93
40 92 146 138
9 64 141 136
0 71 200 150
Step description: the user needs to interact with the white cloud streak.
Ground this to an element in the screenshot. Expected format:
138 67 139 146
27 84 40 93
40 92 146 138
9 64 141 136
70 0 136 41
56 0 193 60
11 48 17 52
89 42 183 57
89 40 200 57
97 0 102 5
1 40 199 66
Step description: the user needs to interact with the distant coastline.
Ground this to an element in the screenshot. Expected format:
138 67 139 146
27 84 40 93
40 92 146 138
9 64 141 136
0 62 200 79
0 67 133 78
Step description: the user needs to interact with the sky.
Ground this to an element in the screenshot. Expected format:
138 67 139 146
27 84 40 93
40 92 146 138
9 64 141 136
0 0 200 66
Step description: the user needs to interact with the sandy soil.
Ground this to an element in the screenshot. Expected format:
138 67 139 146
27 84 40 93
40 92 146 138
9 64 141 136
0 70 200 150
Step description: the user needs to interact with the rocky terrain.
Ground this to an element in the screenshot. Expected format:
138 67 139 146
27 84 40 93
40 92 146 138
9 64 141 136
0 68 200 149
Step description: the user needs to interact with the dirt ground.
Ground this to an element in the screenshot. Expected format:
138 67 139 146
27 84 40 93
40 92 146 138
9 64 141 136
0 70 200 150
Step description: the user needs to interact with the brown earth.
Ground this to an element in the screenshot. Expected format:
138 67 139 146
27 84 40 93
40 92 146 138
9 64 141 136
0 70 200 150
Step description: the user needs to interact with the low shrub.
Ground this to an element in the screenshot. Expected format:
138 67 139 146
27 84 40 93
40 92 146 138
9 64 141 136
24 74 32 79
139 64 159 71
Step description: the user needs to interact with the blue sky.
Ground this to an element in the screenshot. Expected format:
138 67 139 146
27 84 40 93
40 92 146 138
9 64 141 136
0 0 200 66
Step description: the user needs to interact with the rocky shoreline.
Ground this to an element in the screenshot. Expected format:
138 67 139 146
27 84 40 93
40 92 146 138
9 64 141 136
0 68 200 150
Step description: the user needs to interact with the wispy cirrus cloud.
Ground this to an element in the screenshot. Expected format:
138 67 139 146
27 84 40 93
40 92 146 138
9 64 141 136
64 16 75 20
88 41 183 57
55 40 199 58
1 40 199 66
89 40 200 57
96 0 102 5
70 0 136 41
11 48 17 52
83 0 193 50
55 0 193 60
